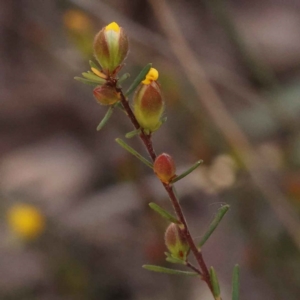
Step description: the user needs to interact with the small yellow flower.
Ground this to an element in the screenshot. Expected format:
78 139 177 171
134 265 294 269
105 22 120 32
7 204 45 240
142 68 159 85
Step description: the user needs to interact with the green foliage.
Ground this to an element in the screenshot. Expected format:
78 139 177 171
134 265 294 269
210 267 221 299
115 138 153 168
148 202 180 224
199 205 230 248
171 160 203 183
232 264 240 300
143 265 198 276
97 106 115 131
125 63 152 96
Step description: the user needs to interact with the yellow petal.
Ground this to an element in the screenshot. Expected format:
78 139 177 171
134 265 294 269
91 67 107 79
142 68 159 84
105 22 120 32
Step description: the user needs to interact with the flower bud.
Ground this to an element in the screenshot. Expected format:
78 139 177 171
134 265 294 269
153 153 176 183
93 85 120 105
133 68 164 132
165 223 189 260
93 22 129 75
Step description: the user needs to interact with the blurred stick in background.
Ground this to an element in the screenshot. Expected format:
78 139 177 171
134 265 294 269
148 0 300 250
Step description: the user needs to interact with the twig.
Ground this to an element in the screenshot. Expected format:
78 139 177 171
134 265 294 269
112 84 215 296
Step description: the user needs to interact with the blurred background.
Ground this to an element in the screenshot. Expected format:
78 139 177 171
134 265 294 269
1 0 300 299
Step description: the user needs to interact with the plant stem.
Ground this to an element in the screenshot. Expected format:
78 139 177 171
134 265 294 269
114 84 214 297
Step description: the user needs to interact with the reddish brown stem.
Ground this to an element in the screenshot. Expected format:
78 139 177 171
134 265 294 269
115 84 214 295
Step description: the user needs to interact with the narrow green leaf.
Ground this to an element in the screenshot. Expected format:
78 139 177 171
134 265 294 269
232 264 240 300
125 63 152 97
198 205 230 248
74 77 99 87
210 267 221 299
148 202 180 224
118 73 130 83
143 265 198 276
115 138 153 168
97 106 114 131
171 160 203 183
125 129 141 139
82 72 106 84
89 60 100 70
165 256 185 264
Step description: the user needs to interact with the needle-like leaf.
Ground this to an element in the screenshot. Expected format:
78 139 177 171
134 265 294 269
143 265 198 276
149 202 180 224
210 267 221 300
118 73 130 83
171 160 203 183
125 63 152 97
74 77 100 87
125 129 141 139
97 106 115 131
82 72 106 84
115 138 153 168
232 264 240 300
198 205 230 248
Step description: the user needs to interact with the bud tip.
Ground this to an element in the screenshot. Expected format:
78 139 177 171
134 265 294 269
105 22 120 32
142 68 159 85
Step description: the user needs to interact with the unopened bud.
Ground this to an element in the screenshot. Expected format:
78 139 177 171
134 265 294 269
153 153 176 183
133 68 164 132
165 223 189 260
93 85 120 105
93 22 129 75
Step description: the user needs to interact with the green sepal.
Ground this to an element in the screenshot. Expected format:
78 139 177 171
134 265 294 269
232 264 240 300
165 252 185 264
115 138 153 168
142 265 198 276
198 204 230 248
171 160 203 183
118 73 130 83
125 63 152 97
125 129 141 139
89 60 100 70
74 77 100 87
97 105 115 131
82 72 106 84
210 267 221 299
148 202 180 224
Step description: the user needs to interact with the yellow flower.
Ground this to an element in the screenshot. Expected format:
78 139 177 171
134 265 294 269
105 22 120 32
142 68 159 84
7 204 45 240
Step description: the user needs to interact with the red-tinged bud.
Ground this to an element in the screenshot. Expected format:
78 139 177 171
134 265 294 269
165 223 189 261
93 85 120 105
133 69 164 133
153 153 176 183
93 22 129 75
